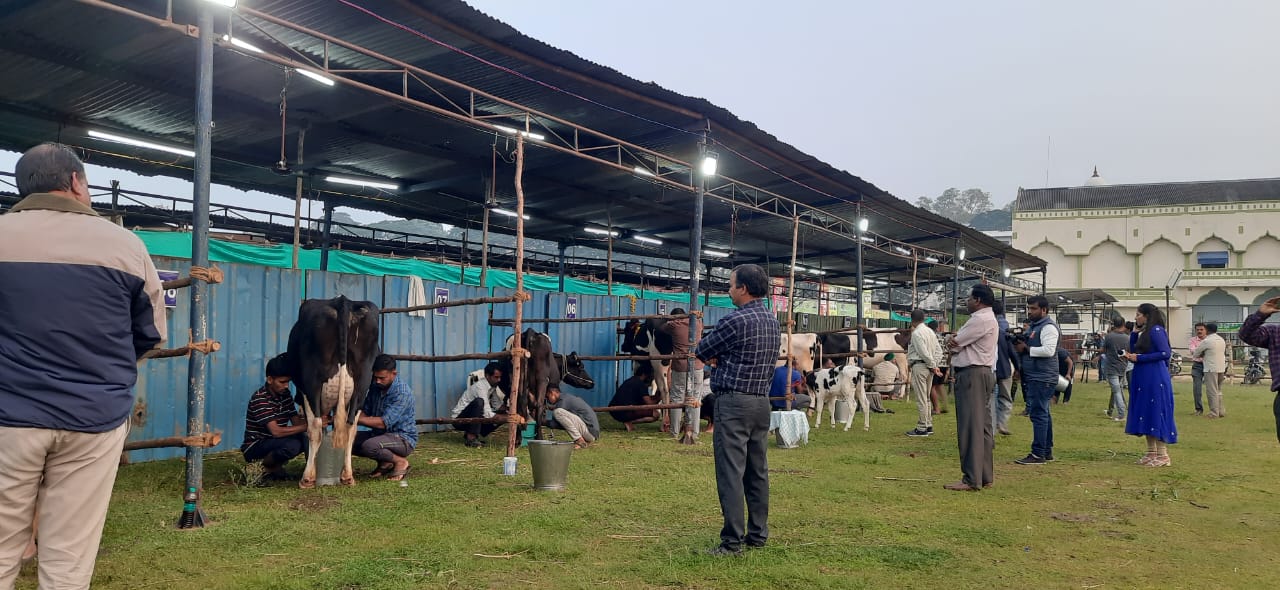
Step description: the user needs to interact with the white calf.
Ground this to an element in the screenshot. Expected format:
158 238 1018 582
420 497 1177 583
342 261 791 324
804 365 870 431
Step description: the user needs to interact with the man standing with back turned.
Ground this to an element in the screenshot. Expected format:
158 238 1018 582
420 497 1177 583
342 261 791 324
0 143 167 588
695 264 781 556
944 285 999 491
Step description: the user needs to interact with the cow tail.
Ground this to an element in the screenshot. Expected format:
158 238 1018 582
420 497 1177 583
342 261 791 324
335 299 354 448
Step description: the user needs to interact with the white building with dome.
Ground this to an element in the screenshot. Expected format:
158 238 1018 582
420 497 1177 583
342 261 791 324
1011 169 1280 349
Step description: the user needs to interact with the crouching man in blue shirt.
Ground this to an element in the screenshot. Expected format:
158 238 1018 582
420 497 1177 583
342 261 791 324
355 355 417 481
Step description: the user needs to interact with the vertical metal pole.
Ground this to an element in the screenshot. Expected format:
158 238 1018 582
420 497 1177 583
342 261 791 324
291 128 306 269
951 239 961 328
557 242 567 293
1041 267 1047 295
179 3 214 529
479 206 490 288
681 130 708 443
319 200 334 271
110 180 120 225
855 204 865 365
785 212 799 410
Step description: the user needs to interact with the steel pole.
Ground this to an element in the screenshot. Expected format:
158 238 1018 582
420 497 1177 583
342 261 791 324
319 200 334 271
951 240 961 329
557 242 567 292
179 3 214 529
855 205 865 365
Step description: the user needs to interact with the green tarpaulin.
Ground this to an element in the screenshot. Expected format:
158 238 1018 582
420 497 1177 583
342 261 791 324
137 231 738 308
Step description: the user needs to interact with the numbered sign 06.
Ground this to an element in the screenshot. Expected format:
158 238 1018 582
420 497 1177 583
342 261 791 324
658 301 668 316
158 270 179 308
434 287 449 316
566 296 578 320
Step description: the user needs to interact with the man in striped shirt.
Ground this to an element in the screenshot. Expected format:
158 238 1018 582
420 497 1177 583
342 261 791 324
241 354 310 482
695 264 781 556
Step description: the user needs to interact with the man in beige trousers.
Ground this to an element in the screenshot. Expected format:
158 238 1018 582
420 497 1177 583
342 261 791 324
0 144 167 589
906 309 943 437
1195 323 1228 418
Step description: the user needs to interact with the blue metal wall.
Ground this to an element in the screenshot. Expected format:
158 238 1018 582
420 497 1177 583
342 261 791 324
132 257 303 462
127 263 736 462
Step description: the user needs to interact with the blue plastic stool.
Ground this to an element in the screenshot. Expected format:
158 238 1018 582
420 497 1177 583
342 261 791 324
519 422 536 447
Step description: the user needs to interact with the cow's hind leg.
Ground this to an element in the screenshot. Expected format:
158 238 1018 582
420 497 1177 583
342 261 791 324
300 403 323 489
340 410 360 486
856 378 871 431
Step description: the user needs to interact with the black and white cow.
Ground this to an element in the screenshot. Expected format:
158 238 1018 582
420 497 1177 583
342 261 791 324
285 295 380 488
497 329 594 439
621 318 674 402
804 364 871 431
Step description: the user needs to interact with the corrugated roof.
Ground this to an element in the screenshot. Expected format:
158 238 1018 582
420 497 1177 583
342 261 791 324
1017 178 1280 211
0 0 1044 288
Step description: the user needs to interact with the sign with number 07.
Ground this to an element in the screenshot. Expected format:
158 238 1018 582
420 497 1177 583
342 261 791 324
434 287 449 316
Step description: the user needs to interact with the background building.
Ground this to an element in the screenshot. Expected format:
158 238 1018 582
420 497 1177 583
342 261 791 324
1013 171 1280 350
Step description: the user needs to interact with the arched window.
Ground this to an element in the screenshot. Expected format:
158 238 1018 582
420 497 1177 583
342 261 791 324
1194 289 1242 325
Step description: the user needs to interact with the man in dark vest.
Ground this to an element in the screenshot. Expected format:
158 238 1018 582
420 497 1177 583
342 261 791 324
1013 295 1059 465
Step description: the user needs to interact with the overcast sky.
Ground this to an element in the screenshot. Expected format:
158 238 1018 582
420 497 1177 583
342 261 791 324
466 0 1280 205
5 1 1276 220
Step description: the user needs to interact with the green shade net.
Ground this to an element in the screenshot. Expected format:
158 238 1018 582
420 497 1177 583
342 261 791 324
137 231 737 308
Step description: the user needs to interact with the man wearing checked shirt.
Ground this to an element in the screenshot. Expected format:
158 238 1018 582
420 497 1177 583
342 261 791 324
695 264 781 557
354 355 418 481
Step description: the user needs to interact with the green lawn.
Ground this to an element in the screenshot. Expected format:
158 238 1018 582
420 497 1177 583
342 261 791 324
18 381 1280 589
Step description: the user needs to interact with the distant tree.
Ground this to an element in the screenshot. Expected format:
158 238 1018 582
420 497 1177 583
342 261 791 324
914 188 993 225
968 209 1011 230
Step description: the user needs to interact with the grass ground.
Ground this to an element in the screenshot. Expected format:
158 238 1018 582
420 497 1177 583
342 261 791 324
17 381 1280 590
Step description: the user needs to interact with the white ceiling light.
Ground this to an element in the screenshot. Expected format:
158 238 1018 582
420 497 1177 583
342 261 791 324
1003 267 1011 278
701 152 718 177
440 223 455 233
633 235 663 245
859 235 875 243
632 166 654 177
88 129 195 158
325 176 399 191
492 125 546 141
857 218 869 233
221 35 263 54
893 246 911 255
584 227 619 237
201 0 237 7
925 256 940 263
958 248 967 261
702 249 730 258
492 208 530 220
296 68 335 86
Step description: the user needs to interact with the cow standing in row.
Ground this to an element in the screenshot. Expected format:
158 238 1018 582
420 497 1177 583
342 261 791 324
499 329 595 440
805 364 871 431
285 295 381 489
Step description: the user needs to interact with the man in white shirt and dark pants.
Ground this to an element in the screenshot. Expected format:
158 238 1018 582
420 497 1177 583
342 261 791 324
944 284 1000 491
1013 295 1060 465
906 310 944 437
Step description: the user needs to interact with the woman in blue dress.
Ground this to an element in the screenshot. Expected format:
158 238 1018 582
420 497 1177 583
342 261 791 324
1123 303 1178 467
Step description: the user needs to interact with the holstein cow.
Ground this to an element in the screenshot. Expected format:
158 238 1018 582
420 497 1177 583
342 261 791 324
808 330 909 383
620 319 674 402
285 295 380 488
805 364 871 431
498 329 595 439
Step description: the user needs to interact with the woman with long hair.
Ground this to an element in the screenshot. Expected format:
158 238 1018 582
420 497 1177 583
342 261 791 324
1122 303 1178 466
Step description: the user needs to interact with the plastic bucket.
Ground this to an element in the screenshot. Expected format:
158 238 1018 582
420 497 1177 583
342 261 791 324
315 430 344 486
527 440 574 491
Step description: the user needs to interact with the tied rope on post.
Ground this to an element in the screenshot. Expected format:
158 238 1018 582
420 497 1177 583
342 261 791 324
161 266 224 290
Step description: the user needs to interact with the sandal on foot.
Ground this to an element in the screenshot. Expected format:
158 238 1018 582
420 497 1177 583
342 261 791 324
1146 456 1171 467
1136 454 1156 465
386 466 411 482
368 462 394 478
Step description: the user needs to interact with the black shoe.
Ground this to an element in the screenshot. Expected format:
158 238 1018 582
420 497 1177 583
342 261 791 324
465 438 482 448
1014 454 1046 465
1045 452 1056 462
927 427 934 434
745 539 766 549
885 408 895 414
906 428 932 437
705 545 742 557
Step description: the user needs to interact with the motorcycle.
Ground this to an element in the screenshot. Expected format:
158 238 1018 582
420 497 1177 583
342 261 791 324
1244 348 1267 385
1168 351 1183 376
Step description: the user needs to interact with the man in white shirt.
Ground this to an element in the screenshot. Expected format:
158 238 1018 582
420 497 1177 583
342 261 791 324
906 310 944 437
944 284 1000 491
1195 323 1228 418
452 362 506 447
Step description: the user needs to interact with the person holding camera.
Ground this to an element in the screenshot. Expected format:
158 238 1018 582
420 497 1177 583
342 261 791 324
1013 295 1059 465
